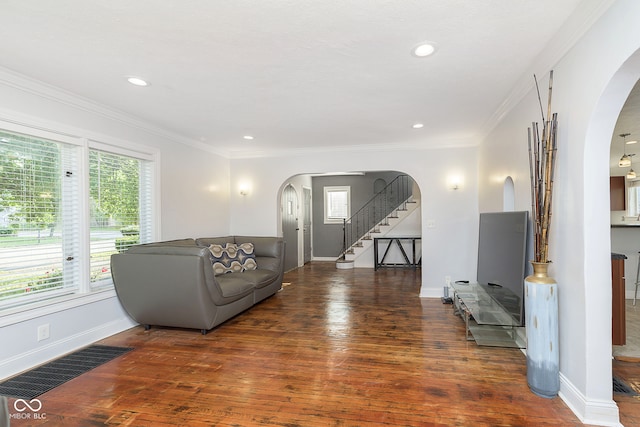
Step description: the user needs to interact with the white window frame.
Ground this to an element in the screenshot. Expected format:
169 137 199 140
0 120 159 321
324 186 351 224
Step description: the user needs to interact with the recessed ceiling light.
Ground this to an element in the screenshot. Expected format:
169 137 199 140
412 123 424 129
127 76 149 87
243 135 254 140
412 42 437 57
627 139 638 144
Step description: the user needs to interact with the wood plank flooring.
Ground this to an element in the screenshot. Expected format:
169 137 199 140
6 262 637 426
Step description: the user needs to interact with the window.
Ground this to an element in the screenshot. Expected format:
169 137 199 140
324 186 350 224
628 180 640 218
89 148 154 288
0 131 80 306
0 127 155 309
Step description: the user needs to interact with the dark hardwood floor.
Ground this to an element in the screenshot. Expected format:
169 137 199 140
7 262 640 426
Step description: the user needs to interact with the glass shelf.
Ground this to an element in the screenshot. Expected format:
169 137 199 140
451 281 525 348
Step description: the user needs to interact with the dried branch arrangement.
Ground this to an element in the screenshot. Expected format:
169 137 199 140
528 70 558 264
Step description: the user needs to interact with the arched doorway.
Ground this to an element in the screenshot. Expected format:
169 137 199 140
278 171 421 269
583 47 640 424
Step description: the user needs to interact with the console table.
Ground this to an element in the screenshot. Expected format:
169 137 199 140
373 237 421 270
450 281 525 348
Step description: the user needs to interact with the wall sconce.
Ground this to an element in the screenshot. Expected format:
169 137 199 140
239 183 251 196
448 175 463 191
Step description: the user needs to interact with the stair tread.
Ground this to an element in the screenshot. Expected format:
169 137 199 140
343 194 420 264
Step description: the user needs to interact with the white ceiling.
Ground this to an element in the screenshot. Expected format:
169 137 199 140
0 1 606 158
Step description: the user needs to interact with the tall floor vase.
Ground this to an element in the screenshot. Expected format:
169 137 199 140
525 261 559 398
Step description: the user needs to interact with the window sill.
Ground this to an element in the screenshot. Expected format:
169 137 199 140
0 288 118 327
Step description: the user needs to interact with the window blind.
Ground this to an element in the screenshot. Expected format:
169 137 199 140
0 131 80 306
89 149 152 288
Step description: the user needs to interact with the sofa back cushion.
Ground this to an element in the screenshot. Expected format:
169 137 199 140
196 236 234 247
208 242 257 275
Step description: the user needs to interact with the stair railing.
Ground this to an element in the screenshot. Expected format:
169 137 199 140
340 174 414 259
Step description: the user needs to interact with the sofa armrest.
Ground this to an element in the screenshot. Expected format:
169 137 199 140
110 251 219 330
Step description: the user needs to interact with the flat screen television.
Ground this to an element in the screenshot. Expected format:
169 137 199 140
476 211 529 326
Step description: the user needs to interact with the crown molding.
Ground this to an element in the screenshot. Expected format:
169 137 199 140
481 0 616 139
0 66 230 158
228 137 479 159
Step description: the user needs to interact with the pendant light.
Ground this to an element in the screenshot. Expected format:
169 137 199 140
619 133 632 167
627 168 636 179
628 154 637 179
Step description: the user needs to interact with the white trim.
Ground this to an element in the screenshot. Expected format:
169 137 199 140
0 119 83 146
480 0 616 139
228 137 479 159
88 139 155 161
419 290 442 298
81 141 92 292
152 152 162 241
311 257 340 262
0 289 119 327
0 313 136 381
0 112 159 160
324 186 350 224
558 372 621 426
0 66 228 158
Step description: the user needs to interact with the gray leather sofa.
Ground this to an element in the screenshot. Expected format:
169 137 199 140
110 236 284 334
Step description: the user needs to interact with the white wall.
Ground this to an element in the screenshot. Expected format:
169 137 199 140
230 146 479 296
0 69 231 379
479 1 640 424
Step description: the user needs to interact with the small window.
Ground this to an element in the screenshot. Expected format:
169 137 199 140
324 186 350 224
628 181 640 217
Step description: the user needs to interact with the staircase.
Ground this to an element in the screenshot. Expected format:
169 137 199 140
337 175 419 269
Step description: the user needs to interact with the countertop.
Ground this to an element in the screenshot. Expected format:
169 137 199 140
612 252 628 260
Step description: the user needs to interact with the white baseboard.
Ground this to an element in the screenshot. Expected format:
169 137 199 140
559 372 621 426
419 287 443 298
312 256 339 262
0 316 137 380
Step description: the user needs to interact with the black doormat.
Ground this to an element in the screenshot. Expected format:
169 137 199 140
613 376 638 396
0 345 133 400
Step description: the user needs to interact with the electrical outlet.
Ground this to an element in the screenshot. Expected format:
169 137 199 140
445 276 451 285
37 324 50 341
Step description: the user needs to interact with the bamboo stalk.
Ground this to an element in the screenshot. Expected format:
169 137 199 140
529 72 557 263
534 74 545 123
543 114 558 262
546 71 554 130
528 126 540 262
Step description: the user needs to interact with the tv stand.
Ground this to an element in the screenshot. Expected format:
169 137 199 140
451 281 525 348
